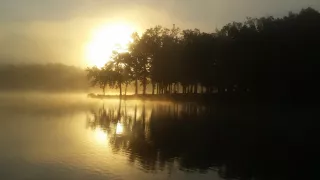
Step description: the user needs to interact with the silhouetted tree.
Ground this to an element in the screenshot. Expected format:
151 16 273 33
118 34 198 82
87 66 111 95
86 7 320 103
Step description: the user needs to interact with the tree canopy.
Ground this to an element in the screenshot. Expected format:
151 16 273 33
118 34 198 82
87 7 320 103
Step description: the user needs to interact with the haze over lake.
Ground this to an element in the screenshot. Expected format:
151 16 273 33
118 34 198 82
0 93 314 180
1 1 319 179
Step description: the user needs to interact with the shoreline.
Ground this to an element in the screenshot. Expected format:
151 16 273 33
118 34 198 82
87 93 255 104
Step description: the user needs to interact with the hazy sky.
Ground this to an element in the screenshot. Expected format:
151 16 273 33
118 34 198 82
1 0 319 67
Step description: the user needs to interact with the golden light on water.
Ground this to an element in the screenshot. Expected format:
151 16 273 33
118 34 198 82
116 122 124 135
94 127 108 144
86 22 135 68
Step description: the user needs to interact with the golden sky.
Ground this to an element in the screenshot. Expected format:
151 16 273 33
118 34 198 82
0 0 319 67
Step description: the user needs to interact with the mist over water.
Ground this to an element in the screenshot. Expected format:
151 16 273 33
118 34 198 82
0 93 214 180
1 2 319 180
0 93 315 180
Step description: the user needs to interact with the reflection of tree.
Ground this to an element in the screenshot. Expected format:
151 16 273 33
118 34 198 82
87 102 298 180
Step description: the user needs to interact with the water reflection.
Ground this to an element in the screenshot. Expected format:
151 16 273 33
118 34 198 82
116 122 124 135
86 101 308 180
94 127 108 144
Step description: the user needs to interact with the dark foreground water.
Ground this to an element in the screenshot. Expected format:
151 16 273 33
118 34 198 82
0 93 316 180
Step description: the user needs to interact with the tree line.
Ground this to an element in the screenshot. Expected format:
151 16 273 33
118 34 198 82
87 8 320 102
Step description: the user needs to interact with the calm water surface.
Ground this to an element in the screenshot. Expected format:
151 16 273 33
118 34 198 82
0 93 313 180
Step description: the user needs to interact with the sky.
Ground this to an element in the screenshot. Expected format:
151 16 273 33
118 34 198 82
0 0 319 67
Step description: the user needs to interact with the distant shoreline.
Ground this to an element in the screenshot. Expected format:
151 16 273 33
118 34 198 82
87 93 255 104
88 93 211 101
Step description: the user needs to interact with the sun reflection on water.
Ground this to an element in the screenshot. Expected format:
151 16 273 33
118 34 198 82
94 127 108 144
116 122 124 135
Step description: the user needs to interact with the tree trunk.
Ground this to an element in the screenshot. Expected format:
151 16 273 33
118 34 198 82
142 63 147 95
135 78 138 95
119 83 122 97
157 83 159 94
152 83 155 95
162 83 165 94
171 84 173 94
102 84 106 96
161 83 164 94
189 85 192 94
125 83 128 96
143 77 147 95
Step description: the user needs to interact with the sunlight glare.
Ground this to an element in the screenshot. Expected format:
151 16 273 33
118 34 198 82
94 127 108 144
116 122 124 135
86 23 135 68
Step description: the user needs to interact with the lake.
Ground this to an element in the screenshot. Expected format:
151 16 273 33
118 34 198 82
0 93 315 180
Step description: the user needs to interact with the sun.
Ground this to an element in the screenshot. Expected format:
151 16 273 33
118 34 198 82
86 23 135 68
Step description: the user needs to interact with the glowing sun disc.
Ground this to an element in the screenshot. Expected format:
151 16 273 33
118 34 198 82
86 23 134 68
